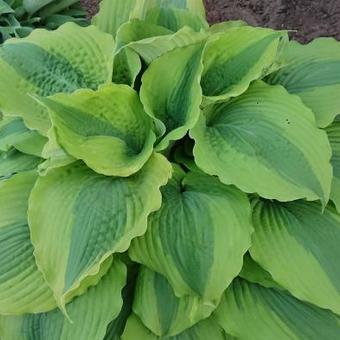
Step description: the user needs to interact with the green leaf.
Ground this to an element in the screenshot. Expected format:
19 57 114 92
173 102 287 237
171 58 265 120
0 259 126 340
239 253 282 290
122 314 228 340
0 149 42 179
133 266 213 337
104 262 139 340
116 20 207 64
115 20 172 52
38 127 76 175
0 0 14 14
140 43 204 150
0 171 56 314
144 7 208 32
0 117 32 152
28 154 171 309
326 120 340 211
0 117 47 157
215 278 340 340
250 198 340 315
112 48 142 87
201 26 287 102
38 84 156 177
207 20 247 34
129 166 253 306
190 81 332 204
23 0 54 14
92 0 143 38
37 0 81 18
266 38 340 128
0 22 115 134
155 0 206 20
92 0 206 38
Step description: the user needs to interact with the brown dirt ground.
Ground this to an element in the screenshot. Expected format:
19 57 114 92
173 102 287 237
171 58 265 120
80 0 340 43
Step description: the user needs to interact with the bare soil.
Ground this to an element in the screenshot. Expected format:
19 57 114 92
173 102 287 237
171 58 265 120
80 0 340 43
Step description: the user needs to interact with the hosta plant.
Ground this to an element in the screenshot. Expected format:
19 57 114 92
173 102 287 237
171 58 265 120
0 0 340 339
0 0 87 43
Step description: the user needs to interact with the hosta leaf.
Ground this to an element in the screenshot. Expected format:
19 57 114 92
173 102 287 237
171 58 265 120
133 266 213 337
266 38 340 127
104 262 139 340
0 0 14 14
250 199 340 315
28 154 172 309
215 278 340 340
0 149 42 179
239 253 282 290
140 43 204 150
115 20 172 52
112 48 142 86
39 84 156 177
23 0 54 14
145 7 208 32
0 117 32 152
326 121 340 211
129 166 253 305
122 314 228 340
208 21 247 34
190 81 332 204
173 143 200 174
0 259 126 340
92 0 145 38
0 171 56 314
201 26 287 102
0 22 114 134
116 20 207 64
92 0 206 38
0 117 47 156
155 0 206 20
38 127 76 175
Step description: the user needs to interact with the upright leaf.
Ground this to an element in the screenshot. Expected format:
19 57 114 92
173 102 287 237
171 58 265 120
215 278 340 340
92 0 143 38
145 7 208 32
0 259 126 340
190 81 332 204
140 43 204 150
92 0 206 38
250 199 340 315
266 38 340 127
0 171 56 314
28 154 172 309
0 22 114 133
326 120 340 212
39 84 156 177
104 262 139 340
155 0 206 20
129 166 253 306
